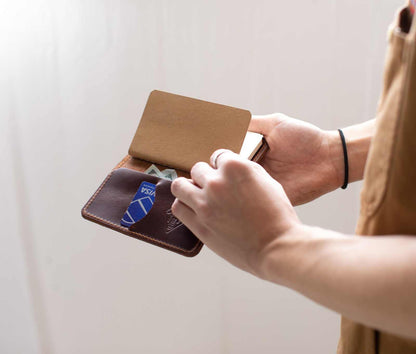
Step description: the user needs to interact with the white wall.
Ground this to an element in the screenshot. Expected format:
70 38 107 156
1 0 403 353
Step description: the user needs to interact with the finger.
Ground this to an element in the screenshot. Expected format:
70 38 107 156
190 162 215 188
171 199 207 238
248 114 283 136
210 149 242 169
171 177 202 211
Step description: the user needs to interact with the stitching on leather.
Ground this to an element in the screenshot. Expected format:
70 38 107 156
115 155 131 169
85 141 265 253
82 169 201 254
84 171 114 211
83 209 200 254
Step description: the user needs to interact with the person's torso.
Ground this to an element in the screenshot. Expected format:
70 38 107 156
338 6 416 354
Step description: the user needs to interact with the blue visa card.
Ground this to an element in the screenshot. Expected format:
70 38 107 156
120 181 156 227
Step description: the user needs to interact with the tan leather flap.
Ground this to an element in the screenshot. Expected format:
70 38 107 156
128 90 251 171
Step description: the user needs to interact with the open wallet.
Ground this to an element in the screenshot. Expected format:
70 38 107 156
81 90 269 257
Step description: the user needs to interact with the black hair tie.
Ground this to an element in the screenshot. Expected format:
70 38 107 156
338 129 349 190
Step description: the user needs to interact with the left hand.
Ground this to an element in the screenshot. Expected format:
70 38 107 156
171 149 300 276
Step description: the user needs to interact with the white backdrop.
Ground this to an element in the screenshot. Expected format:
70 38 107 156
1 0 403 353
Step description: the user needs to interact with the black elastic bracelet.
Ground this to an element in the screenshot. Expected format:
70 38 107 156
338 129 349 190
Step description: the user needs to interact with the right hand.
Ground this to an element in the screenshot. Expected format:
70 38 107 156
249 113 343 205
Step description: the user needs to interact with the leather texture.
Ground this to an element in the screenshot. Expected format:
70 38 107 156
82 140 267 257
129 175 199 251
82 90 269 257
128 90 252 171
82 168 203 257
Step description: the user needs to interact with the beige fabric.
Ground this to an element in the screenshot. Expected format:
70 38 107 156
338 6 416 354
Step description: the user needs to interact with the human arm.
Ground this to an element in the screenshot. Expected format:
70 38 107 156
261 225 416 340
171 151 416 340
249 114 375 205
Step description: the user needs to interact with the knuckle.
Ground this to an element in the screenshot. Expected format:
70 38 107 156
170 180 179 195
221 158 239 171
211 149 226 163
205 177 224 194
271 112 289 124
190 162 204 177
222 158 250 176
171 177 185 195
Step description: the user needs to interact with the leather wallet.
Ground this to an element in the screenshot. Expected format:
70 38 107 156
81 90 268 257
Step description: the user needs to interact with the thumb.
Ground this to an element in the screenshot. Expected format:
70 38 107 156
248 113 284 136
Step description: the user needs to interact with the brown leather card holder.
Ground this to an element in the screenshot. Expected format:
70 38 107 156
81 90 268 257
82 168 202 256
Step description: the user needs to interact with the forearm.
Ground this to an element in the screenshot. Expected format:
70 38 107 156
328 119 375 187
260 225 416 340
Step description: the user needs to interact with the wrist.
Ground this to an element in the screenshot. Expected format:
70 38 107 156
326 130 346 189
258 224 347 288
326 120 375 186
257 223 310 285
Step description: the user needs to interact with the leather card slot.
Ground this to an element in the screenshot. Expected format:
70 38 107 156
128 178 200 252
81 168 203 256
81 91 270 257
83 168 161 226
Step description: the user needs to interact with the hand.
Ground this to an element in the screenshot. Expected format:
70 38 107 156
249 113 343 205
171 150 300 277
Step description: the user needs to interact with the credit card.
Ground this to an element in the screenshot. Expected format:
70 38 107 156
120 181 156 227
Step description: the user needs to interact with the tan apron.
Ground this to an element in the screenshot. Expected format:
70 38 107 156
337 6 416 354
